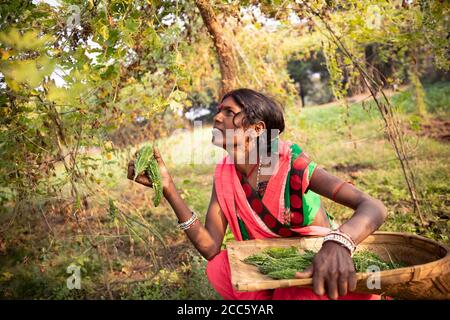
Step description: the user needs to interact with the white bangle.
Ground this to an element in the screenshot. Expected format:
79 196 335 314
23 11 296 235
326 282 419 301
177 212 198 231
323 230 356 256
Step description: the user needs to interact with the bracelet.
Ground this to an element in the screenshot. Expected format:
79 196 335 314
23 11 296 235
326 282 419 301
336 228 356 245
323 230 356 256
177 212 198 231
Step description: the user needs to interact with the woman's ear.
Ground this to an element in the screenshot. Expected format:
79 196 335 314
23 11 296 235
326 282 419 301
255 121 266 136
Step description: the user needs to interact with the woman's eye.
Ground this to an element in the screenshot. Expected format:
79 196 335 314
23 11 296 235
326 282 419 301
225 110 235 116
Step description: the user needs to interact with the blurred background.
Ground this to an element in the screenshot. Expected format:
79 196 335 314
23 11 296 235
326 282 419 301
0 0 448 299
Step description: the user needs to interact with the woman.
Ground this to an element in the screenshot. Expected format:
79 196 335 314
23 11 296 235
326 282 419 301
127 88 388 300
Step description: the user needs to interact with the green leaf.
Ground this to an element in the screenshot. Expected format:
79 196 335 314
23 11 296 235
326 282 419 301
125 19 138 32
99 25 109 40
0 28 53 51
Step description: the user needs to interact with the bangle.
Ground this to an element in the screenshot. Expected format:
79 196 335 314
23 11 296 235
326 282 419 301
337 228 356 245
323 230 356 256
177 212 198 231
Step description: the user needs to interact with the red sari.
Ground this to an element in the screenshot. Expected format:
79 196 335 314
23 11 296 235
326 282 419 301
206 139 381 300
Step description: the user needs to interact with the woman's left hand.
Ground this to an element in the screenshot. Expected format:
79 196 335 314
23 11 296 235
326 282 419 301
295 241 357 300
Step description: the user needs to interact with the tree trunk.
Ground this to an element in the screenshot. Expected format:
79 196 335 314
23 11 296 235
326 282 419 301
195 0 238 99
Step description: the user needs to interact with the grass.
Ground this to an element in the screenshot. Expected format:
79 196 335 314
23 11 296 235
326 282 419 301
284 84 449 242
0 82 448 299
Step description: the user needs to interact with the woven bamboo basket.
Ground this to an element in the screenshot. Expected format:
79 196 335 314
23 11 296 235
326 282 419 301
227 231 450 299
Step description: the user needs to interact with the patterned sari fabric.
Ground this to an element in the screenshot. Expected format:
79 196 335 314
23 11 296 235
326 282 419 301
235 149 322 239
208 139 381 300
214 139 329 240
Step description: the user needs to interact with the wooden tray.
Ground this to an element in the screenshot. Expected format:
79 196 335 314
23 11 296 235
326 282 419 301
227 232 450 299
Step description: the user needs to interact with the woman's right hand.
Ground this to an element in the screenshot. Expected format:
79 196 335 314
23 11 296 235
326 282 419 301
127 145 173 192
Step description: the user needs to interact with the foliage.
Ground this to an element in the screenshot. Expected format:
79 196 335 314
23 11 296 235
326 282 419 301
0 1 196 206
284 0 449 224
287 51 334 106
298 0 449 109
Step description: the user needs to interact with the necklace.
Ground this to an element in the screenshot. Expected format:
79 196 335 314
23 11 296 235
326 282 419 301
255 160 262 189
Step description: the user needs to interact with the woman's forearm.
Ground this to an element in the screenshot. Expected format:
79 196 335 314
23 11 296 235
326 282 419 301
163 181 221 260
339 198 387 245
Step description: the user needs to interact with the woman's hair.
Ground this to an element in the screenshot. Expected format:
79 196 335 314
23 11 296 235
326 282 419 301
221 88 285 153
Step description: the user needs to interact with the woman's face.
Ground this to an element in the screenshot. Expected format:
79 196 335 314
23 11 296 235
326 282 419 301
212 96 260 158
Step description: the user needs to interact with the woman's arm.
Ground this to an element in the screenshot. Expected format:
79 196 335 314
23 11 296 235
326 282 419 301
164 181 228 260
295 166 388 299
127 145 227 261
310 167 388 243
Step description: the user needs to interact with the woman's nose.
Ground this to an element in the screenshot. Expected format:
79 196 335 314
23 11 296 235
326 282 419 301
213 111 223 123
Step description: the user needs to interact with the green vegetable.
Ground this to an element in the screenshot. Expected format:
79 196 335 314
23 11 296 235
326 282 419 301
134 144 153 180
243 247 404 280
267 268 297 280
352 251 404 272
134 143 163 207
